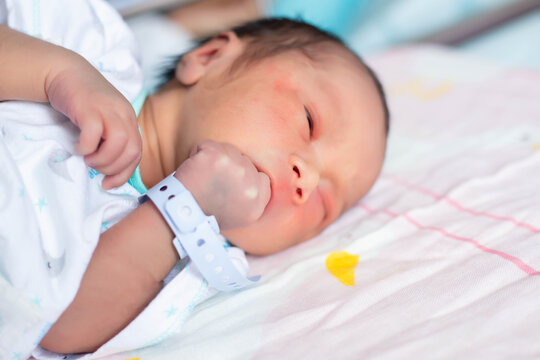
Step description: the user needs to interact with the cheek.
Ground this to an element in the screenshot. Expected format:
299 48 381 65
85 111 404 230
272 77 291 93
270 175 290 198
302 190 325 225
263 175 292 222
225 185 324 254
266 177 324 227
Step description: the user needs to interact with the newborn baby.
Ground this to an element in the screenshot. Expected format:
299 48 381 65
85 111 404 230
0 0 388 355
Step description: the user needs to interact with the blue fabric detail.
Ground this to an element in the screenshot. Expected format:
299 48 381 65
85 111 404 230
128 166 147 194
131 88 147 117
270 0 370 39
127 88 149 194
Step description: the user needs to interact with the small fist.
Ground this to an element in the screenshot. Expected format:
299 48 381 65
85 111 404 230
174 140 271 230
46 61 142 190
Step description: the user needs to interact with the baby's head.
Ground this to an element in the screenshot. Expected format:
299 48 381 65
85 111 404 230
163 18 389 255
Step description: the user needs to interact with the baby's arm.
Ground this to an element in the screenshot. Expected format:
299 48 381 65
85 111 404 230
40 199 177 353
0 25 141 189
40 140 270 353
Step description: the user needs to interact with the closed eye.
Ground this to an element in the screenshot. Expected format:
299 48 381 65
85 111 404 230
305 107 313 136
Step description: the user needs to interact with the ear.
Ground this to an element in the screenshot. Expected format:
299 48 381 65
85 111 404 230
175 31 243 86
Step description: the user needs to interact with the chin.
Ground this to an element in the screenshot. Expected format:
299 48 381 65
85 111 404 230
223 226 305 256
222 230 279 256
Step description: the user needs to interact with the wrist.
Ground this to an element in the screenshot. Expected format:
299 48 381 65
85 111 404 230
173 168 211 216
140 201 180 281
145 174 260 291
44 55 86 117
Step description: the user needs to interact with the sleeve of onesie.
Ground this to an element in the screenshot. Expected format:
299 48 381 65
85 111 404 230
0 0 143 101
0 1 143 358
0 0 6 24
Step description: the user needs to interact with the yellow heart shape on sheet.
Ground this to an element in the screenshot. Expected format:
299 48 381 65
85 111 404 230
325 251 359 286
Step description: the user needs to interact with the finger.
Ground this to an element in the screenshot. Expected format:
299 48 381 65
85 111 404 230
217 144 247 172
188 140 221 163
101 163 138 190
196 139 222 153
240 171 270 223
221 142 243 158
189 143 199 157
92 141 141 176
84 129 128 168
76 120 103 155
257 171 271 210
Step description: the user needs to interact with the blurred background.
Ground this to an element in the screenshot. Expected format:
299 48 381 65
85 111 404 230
107 0 540 89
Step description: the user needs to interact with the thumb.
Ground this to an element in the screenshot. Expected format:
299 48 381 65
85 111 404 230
256 171 271 214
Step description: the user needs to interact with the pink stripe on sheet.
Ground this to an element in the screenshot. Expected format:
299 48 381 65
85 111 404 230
383 175 540 234
359 204 540 276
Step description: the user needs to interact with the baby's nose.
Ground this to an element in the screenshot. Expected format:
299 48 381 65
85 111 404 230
290 154 319 205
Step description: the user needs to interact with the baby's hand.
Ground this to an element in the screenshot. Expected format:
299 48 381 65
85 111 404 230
174 140 271 231
46 61 141 190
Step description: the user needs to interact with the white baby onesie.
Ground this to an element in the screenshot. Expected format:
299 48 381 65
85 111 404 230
0 0 249 359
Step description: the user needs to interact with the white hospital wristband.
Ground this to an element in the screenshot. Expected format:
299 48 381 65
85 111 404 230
142 173 260 292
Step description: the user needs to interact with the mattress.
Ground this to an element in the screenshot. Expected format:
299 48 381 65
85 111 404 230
89 45 540 360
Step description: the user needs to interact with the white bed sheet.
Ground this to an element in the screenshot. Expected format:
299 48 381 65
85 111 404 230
83 45 540 359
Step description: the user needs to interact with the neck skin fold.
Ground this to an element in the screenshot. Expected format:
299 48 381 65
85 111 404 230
138 80 188 189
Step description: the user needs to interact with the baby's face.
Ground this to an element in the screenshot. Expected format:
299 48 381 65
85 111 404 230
180 48 386 255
